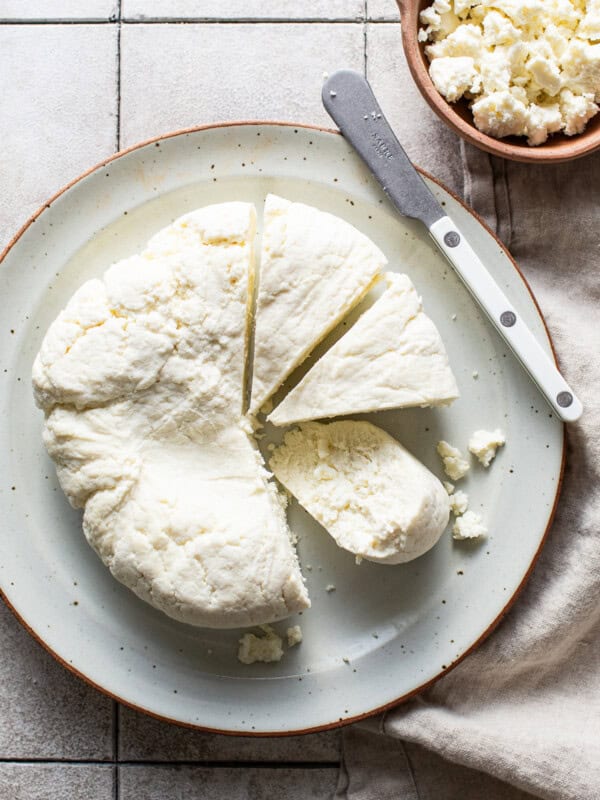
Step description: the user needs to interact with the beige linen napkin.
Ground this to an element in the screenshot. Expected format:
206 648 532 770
337 139 600 800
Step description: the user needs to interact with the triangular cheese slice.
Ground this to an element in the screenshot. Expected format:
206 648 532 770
269 421 449 564
249 194 385 415
268 272 458 426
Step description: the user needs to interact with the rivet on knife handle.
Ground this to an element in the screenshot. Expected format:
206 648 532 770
429 216 582 422
322 69 582 423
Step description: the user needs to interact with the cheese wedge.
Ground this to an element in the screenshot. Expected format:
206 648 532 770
270 421 450 564
249 194 385 415
269 272 458 426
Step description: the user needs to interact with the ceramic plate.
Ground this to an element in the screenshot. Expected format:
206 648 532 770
0 123 563 734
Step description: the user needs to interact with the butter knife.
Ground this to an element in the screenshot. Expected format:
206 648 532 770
322 69 582 423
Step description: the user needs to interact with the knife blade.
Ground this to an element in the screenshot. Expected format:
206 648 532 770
322 69 582 423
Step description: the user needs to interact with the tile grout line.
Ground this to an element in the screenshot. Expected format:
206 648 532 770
112 700 120 800
0 758 340 768
0 17 399 24
363 0 368 76
115 0 122 152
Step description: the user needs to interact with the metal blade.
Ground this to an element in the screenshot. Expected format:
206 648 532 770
322 69 445 229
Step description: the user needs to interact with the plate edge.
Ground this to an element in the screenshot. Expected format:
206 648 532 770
0 119 567 737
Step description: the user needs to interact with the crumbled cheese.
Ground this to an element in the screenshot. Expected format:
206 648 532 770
437 440 470 481
326 584 336 593
449 489 469 516
452 510 487 540
238 625 284 664
286 625 303 647
419 0 600 145
443 481 455 495
469 428 506 467
430 56 481 102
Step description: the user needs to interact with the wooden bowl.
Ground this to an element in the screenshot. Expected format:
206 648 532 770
398 0 600 163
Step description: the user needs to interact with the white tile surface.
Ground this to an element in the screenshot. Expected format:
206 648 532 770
122 0 364 20
366 22 465 196
0 604 114 759
0 13 475 789
119 706 341 761
119 766 339 799
120 22 364 146
0 24 117 251
0 0 117 20
367 0 400 19
0 764 114 799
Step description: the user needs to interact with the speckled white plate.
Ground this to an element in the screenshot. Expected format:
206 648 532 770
0 123 564 735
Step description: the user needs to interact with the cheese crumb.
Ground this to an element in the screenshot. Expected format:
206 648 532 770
419 0 600 145
452 510 487 540
237 625 284 664
326 584 336 593
443 481 455 495
286 625 303 647
449 489 469 516
469 428 506 467
437 440 470 481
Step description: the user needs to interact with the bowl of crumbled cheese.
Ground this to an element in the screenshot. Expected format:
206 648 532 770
400 0 600 162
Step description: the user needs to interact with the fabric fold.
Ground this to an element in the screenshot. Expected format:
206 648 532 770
341 136 600 800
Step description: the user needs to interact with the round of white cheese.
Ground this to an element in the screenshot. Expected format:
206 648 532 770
33 202 310 629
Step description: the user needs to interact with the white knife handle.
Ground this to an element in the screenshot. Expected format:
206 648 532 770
430 216 582 423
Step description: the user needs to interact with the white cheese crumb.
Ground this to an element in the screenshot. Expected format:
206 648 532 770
237 625 284 664
355 555 363 565
452 510 487 540
443 481 455 495
449 489 469 516
472 370 479 379
419 0 600 145
267 442 276 452
342 657 350 664
451 313 457 320
326 584 336 593
437 440 470 481
469 428 506 467
286 625 303 647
